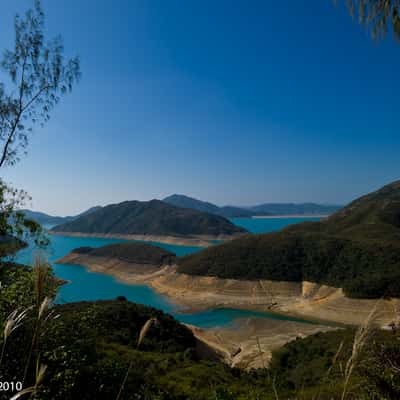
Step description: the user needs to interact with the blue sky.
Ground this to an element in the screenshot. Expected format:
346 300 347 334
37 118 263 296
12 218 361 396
1 0 399 215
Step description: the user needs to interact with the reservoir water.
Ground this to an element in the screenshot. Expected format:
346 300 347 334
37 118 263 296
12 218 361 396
231 216 321 233
15 217 321 328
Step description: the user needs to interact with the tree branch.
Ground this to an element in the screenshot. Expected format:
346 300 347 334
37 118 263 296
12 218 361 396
0 111 22 168
21 84 52 113
0 51 28 168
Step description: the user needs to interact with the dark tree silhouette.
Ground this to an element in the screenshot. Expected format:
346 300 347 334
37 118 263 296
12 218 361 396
340 0 400 40
0 0 80 168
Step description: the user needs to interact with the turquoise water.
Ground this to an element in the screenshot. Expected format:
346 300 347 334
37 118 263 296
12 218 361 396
15 217 319 328
231 217 321 234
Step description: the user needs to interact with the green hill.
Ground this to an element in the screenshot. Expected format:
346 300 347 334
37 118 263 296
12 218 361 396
177 180 400 298
52 199 247 238
72 242 176 266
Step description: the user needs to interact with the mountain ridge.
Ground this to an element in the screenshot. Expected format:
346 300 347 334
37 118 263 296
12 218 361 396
163 194 341 217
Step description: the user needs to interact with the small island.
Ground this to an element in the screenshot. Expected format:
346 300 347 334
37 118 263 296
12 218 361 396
51 199 247 246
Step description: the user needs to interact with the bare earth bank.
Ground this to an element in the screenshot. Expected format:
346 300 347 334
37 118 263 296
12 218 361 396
49 231 244 247
56 252 400 368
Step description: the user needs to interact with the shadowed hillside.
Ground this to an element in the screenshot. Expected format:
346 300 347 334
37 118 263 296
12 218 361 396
72 242 176 266
178 181 400 298
52 199 247 238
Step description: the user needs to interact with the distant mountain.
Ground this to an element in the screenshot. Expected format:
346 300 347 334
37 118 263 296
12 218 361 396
163 194 260 218
51 199 247 238
249 203 341 215
178 180 400 298
21 206 102 227
163 194 341 217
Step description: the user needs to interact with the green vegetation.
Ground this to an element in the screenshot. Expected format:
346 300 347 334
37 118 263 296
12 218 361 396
270 327 400 399
73 242 176 266
0 180 48 258
1 262 399 399
0 262 275 400
52 199 247 237
0 0 80 169
178 180 400 298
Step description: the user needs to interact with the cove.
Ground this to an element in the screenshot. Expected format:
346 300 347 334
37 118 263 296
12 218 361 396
15 217 320 328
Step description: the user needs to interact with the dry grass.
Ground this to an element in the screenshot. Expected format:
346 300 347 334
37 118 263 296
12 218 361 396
341 302 378 400
115 317 158 400
0 307 31 367
22 253 54 385
137 317 157 349
10 361 47 400
256 336 279 400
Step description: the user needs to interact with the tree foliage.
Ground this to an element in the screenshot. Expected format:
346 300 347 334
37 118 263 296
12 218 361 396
341 0 400 40
0 0 80 168
0 179 47 257
0 0 80 254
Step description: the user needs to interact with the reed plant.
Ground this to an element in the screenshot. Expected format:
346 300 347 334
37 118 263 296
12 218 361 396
21 254 56 386
11 360 47 400
0 307 31 367
115 317 158 400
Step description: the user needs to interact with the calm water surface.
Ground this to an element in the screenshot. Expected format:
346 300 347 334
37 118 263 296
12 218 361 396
16 217 320 328
231 217 321 234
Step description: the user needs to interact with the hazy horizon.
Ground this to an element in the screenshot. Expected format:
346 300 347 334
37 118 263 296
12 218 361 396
22 193 346 218
1 0 399 215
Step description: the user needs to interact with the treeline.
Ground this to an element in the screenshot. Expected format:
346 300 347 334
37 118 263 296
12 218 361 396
177 231 400 298
73 242 176 266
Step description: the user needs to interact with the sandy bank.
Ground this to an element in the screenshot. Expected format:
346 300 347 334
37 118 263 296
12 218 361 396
56 252 399 369
186 319 334 369
57 252 339 369
57 252 400 328
49 231 244 247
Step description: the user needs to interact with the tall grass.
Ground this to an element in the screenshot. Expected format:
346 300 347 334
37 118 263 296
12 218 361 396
0 307 31 367
341 304 378 400
10 360 47 400
256 336 279 400
21 254 55 385
115 317 158 400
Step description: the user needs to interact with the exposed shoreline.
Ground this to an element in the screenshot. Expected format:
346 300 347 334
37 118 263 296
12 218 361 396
49 231 244 247
56 252 400 328
55 252 400 368
251 214 330 219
